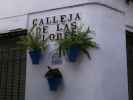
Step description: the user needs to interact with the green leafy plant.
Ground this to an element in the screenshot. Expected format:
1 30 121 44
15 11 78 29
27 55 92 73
45 66 62 79
17 25 47 52
57 26 97 59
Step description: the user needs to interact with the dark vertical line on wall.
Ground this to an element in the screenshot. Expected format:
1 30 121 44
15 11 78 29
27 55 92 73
5 49 9 100
17 51 21 100
0 50 1 99
10 50 13 100
11 50 15 100
2 49 5 100
3 49 7 100
23 53 26 100
126 31 133 100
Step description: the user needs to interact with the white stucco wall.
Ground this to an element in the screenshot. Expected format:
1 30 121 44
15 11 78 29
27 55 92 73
25 4 128 100
125 2 133 31
0 15 27 33
0 0 126 18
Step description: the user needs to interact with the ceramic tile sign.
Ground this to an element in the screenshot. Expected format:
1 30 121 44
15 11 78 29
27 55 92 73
51 52 62 65
47 43 63 66
48 51 63 66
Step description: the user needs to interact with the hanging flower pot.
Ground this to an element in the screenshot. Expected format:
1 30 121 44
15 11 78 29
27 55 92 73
45 66 63 91
57 26 97 62
47 77 62 91
67 45 80 62
17 25 48 65
29 50 42 64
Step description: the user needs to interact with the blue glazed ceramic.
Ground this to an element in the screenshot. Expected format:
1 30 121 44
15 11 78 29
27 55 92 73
29 50 42 64
68 46 80 62
47 77 62 91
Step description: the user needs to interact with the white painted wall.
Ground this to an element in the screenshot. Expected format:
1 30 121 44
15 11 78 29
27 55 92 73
0 15 27 33
25 5 128 100
0 0 126 18
0 0 132 100
126 2 133 30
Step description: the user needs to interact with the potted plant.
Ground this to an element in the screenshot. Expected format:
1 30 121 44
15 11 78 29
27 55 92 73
17 25 47 64
45 66 63 91
57 26 97 62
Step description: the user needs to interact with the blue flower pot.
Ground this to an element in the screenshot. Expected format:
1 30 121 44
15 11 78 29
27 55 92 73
47 77 62 91
68 46 80 62
29 50 42 64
